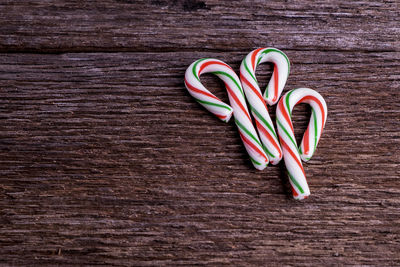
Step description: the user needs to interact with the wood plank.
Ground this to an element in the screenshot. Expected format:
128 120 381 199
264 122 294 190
0 51 399 265
0 0 398 52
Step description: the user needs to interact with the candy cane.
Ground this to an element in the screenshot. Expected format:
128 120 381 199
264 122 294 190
239 48 290 164
184 58 269 170
276 88 328 200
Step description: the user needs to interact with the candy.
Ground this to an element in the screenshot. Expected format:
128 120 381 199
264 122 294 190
184 58 269 170
239 48 290 164
276 88 328 200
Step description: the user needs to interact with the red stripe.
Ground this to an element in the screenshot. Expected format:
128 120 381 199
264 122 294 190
240 73 268 111
272 63 279 103
239 131 268 162
184 78 220 101
225 83 251 122
296 95 326 139
291 185 299 197
255 119 281 158
280 138 306 178
278 99 294 132
198 61 232 74
251 48 264 70
303 127 310 155
216 114 227 120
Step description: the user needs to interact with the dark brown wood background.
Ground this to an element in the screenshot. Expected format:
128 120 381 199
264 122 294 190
0 0 399 266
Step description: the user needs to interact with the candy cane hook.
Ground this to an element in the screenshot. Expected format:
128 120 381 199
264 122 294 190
276 88 328 200
184 58 269 170
240 48 290 164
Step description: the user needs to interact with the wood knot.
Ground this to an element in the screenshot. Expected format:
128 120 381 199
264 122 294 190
183 0 209 12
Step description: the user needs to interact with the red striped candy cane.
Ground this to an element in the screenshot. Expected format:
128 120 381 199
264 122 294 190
276 88 328 200
184 58 269 170
239 48 290 164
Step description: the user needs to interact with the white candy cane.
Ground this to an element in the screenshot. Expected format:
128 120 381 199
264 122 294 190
240 48 290 164
184 58 269 170
276 88 328 200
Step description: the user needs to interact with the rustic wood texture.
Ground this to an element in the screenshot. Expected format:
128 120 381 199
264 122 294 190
0 1 399 266
0 0 399 53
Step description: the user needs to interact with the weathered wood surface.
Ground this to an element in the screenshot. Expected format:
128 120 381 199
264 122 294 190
0 0 399 52
0 1 400 266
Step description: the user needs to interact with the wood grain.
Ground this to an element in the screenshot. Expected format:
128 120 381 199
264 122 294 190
0 0 400 266
0 0 398 53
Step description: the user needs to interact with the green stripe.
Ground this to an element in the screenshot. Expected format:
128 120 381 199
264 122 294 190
212 71 244 98
277 118 298 150
261 48 291 74
285 90 295 117
243 58 257 84
257 55 262 65
263 144 274 158
250 156 262 166
312 109 317 153
239 117 273 158
195 98 232 111
250 106 278 140
192 58 209 81
298 146 310 160
288 171 304 194
235 119 263 149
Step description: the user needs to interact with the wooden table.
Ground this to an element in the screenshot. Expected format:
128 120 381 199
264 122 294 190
1 1 399 266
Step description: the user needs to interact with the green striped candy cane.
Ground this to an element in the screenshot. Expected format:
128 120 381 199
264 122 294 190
184 58 269 170
276 88 328 200
240 48 290 165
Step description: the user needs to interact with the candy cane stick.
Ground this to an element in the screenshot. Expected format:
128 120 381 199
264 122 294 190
240 48 290 164
184 58 269 170
276 88 328 200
